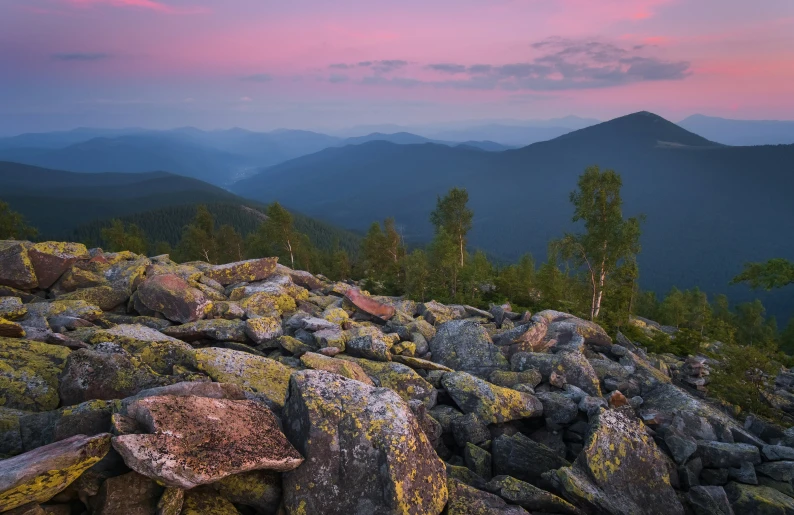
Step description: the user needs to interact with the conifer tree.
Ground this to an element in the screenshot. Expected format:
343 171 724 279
101 219 148 254
0 201 38 240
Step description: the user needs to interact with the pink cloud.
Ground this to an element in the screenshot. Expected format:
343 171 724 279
65 0 206 14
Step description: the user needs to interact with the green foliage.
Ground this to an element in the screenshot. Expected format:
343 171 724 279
174 205 244 264
732 258 794 290
621 324 702 356
552 166 644 320
100 219 148 254
708 342 782 419
360 218 404 292
0 201 38 240
247 202 303 268
403 249 431 302
781 318 794 355
430 187 473 268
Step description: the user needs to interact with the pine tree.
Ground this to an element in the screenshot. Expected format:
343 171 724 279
0 201 38 240
404 249 431 302
175 205 217 263
264 202 299 269
552 166 643 320
660 287 687 328
101 219 148 254
732 258 794 290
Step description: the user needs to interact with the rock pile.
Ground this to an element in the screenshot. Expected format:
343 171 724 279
2 239 794 514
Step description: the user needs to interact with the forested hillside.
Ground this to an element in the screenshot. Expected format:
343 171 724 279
232 112 794 318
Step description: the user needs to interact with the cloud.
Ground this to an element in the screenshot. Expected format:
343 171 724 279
239 96 252 102
64 0 206 14
427 63 467 74
360 38 690 92
51 52 111 61
240 73 272 82
331 60 408 74
329 74 349 83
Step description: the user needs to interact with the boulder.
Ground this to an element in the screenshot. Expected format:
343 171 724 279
299 352 374 385
87 325 195 375
125 381 246 403
157 487 184 515
27 242 89 289
339 356 437 408
162 319 247 342
0 433 111 512
136 274 210 323
244 316 283 344
180 488 240 515
418 301 455 325
282 370 448 515
112 395 303 489
203 257 278 286
445 479 528 515
430 320 508 377
549 407 683 515
696 441 761 468
346 334 394 361
58 344 169 406
452 413 490 446
441 371 542 424
344 288 395 321
0 297 27 320
687 485 734 515
90 471 162 515
724 482 794 513
0 241 37 290
493 432 570 483
0 319 25 338
195 347 292 408
55 286 129 311
0 338 70 412
212 470 281 513
485 475 585 515
764 446 794 462
19 399 118 451
511 351 602 396
464 443 492 479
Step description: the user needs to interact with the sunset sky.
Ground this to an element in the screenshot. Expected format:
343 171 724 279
2 0 793 133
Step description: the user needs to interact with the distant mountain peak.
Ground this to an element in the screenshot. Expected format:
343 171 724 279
546 110 719 149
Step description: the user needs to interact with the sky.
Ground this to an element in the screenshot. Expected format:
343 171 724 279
1 0 793 134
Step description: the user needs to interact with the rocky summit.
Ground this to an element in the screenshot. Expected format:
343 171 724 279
2 239 794 514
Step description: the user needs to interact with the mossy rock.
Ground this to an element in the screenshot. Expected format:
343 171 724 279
162 319 247 343
0 338 70 412
0 241 37 290
212 470 281 513
299 352 374 385
0 297 27 321
0 319 25 338
0 406 26 458
239 291 296 317
55 286 128 311
445 478 528 515
180 488 240 515
282 370 448 515
58 344 171 406
195 347 292 409
27 242 89 290
0 433 111 512
88 324 196 374
339 355 437 408
442 371 543 424
19 399 119 452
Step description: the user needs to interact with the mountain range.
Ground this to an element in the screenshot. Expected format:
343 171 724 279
232 111 794 319
1 111 793 318
679 114 794 146
0 127 512 186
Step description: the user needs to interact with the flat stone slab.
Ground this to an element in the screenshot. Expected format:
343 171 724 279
112 395 303 489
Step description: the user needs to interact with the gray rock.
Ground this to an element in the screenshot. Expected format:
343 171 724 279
724 482 794 514
548 407 683 515
687 486 735 515
452 413 491 446
442 371 543 424
445 479 528 515
665 425 699 465
346 334 393 362
511 351 602 396
430 320 508 377
536 391 578 427
282 370 448 515
492 432 570 483
728 462 757 485
485 475 585 515
764 445 794 461
696 441 761 468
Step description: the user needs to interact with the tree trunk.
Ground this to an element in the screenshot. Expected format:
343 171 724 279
459 234 464 268
286 239 295 269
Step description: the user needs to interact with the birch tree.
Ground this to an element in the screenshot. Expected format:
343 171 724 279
553 166 643 320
